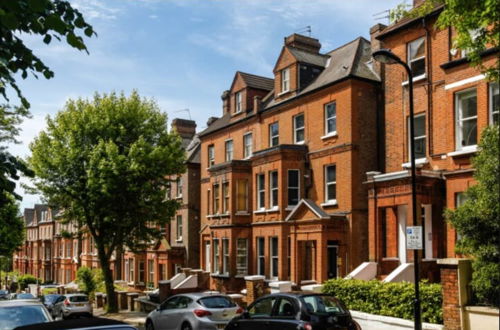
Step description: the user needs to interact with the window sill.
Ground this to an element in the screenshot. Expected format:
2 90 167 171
266 207 280 213
176 239 183 243
285 205 297 211
253 209 267 214
211 273 230 279
402 73 427 86
295 140 305 145
277 90 291 97
235 211 250 216
321 132 338 140
321 200 338 207
402 158 429 168
447 146 478 157
234 274 248 279
231 111 243 117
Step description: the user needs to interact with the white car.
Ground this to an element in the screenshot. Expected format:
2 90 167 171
0 299 53 330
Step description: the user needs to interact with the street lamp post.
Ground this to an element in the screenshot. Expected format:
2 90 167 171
373 48 422 330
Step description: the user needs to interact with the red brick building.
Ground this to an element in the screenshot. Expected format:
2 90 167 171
365 3 498 280
199 33 383 292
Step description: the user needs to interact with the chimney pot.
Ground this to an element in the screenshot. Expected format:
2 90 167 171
284 33 321 53
171 118 196 139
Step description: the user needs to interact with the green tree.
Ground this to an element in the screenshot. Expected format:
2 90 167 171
29 91 185 312
401 0 499 81
76 266 96 299
1 0 95 107
446 126 499 307
0 195 24 256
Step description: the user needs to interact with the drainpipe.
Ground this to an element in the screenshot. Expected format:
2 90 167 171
423 17 435 157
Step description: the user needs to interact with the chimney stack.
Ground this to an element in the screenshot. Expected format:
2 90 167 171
206 117 219 127
221 90 230 115
284 33 321 53
369 23 387 78
171 118 196 140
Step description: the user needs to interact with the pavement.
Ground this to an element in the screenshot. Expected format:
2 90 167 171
94 307 148 329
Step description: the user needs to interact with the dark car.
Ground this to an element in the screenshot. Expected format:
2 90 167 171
13 317 137 330
40 294 62 315
225 293 360 330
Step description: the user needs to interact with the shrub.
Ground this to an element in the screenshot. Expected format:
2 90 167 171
18 274 41 290
76 267 96 299
41 287 58 295
322 278 442 324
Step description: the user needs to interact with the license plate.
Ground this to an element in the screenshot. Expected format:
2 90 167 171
75 304 84 307
216 325 225 330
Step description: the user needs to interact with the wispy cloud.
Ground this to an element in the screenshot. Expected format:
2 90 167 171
71 0 122 21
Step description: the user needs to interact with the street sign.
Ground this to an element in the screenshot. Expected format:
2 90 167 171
406 226 423 250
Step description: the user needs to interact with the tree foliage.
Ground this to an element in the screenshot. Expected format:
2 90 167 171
446 126 499 307
29 91 185 311
0 0 94 108
76 266 96 298
399 0 499 81
0 195 24 256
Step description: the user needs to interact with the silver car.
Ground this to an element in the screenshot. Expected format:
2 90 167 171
0 299 53 330
146 292 243 330
52 293 93 319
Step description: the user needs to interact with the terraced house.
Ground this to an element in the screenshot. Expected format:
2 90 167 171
199 33 383 292
363 1 498 282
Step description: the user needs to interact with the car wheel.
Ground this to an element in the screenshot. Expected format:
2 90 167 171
146 320 155 330
181 322 192 330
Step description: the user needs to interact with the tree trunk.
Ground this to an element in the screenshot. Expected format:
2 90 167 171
115 245 123 281
96 242 118 312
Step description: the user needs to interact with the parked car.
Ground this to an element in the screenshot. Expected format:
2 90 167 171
8 293 36 300
52 293 93 319
13 317 137 330
0 290 9 300
225 293 361 330
40 294 62 316
0 299 52 330
146 292 243 330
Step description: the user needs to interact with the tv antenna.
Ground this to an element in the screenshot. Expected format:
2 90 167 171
172 108 192 120
296 25 312 37
373 1 411 24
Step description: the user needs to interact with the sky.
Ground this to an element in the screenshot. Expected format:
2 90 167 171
8 0 404 210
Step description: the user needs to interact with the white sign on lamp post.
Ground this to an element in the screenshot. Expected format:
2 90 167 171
406 226 423 250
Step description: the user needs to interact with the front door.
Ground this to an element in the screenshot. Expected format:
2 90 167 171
205 241 211 272
327 242 338 279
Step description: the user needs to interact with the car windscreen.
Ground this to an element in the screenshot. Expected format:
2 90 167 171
198 296 236 308
42 295 60 303
300 295 346 315
0 305 50 330
69 296 88 303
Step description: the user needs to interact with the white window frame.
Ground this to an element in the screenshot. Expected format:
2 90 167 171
407 37 426 79
281 67 290 93
270 237 279 280
325 165 337 204
213 239 220 274
176 177 183 198
208 145 215 167
293 113 305 144
286 169 300 207
222 182 230 214
225 139 233 161
407 113 426 161
138 260 145 284
269 171 278 209
269 122 279 147
129 258 135 283
148 259 154 285
236 238 248 276
235 91 242 113
222 238 230 275
257 174 265 210
257 237 265 276
243 132 253 159
324 102 337 136
176 214 183 242
490 82 499 125
455 88 478 151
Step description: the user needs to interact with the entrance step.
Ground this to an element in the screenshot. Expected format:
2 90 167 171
345 262 377 281
383 263 414 283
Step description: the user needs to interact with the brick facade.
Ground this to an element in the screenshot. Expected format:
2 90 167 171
199 34 382 293
366 7 498 279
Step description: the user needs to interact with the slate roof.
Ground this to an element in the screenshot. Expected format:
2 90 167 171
24 208 35 226
376 4 444 39
200 37 380 137
285 199 330 221
186 134 200 164
238 72 274 91
288 47 329 67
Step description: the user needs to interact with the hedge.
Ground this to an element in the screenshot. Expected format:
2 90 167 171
322 278 443 324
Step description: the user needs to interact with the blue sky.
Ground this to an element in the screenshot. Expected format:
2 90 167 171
9 0 404 209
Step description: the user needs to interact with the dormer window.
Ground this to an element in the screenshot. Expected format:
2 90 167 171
235 91 242 113
407 37 425 78
281 68 290 93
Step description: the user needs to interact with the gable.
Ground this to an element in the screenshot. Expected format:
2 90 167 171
285 199 330 222
291 206 320 221
273 47 297 73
